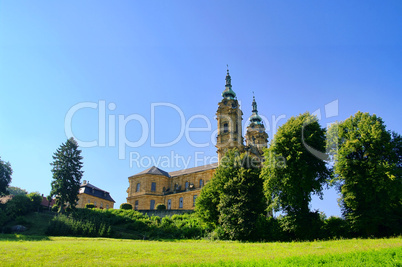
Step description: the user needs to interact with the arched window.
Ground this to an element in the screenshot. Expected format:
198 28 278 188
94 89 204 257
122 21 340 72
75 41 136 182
150 200 155 210
167 199 172 210
199 179 204 188
223 123 229 133
179 197 183 208
136 183 141 192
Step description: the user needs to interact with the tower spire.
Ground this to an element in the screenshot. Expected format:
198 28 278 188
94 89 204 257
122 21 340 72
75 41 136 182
249 94 262 124
222 66 236 100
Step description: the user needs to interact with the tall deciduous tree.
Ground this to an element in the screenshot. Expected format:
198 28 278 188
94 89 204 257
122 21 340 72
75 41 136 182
0 157 12 196
261 112 329 239
50 138 84 213
328 111 402 236
196 149 266 240
7 186 27 195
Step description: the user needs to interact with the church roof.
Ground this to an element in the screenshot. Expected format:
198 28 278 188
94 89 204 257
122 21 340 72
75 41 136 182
169 163 218 177
132 166 171 177
222 68 236 100
249 95 263 125
79 181 115 203
130 163 218 179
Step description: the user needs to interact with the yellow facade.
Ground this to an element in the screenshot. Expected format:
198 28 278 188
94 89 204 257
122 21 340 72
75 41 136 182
126 165 216 210
77 193 115 209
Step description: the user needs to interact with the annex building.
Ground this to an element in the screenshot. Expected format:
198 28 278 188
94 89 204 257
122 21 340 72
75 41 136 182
77 180 115 209
126 69 268 210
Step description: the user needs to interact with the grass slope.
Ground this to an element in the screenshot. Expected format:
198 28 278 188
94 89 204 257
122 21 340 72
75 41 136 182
0 235 400 266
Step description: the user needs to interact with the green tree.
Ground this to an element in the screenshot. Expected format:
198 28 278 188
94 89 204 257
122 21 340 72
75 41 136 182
50 138 84 213
6 194 31 216
196 149 266 240
0 157 12 196
328 111 402 236
261 112 329 239
7 186 27 196
27 192 43 212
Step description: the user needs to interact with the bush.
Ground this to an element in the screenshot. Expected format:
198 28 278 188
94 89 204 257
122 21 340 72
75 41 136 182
120 203 133 210
27 192 43 212
44 207 208 240
322 216 350 239
85 203 95 209
51 205 59 212
156 204 166 210
6 195 31 216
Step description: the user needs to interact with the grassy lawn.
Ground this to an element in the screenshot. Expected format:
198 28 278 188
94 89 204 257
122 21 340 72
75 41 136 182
0 235 400 266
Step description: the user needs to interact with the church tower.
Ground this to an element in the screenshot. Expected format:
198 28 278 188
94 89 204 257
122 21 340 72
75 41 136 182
245 95 268 161
216 68 244 163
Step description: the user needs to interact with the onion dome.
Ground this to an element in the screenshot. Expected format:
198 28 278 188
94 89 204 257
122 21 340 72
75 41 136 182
222 67 236 100
249 95 263 124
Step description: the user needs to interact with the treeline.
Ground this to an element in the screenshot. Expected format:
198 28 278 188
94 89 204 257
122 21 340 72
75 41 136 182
196 111 402 241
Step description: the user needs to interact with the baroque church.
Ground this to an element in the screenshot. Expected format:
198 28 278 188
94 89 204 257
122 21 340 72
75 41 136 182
126 69 268 210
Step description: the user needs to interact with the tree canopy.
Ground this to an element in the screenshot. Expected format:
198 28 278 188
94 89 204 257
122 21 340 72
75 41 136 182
196 149 266 240
7 186 27 196
0 157 12 196
327 111 402 236
50 137 84 213
261 112 329 239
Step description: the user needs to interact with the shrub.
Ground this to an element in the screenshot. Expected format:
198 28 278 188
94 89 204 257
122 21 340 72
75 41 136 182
51 205 59 212
120 203 133 210
6 195 31 216
156 204 166 210
322 216 350 239
27 192 43 212
85 203 95 209
65 206 73 213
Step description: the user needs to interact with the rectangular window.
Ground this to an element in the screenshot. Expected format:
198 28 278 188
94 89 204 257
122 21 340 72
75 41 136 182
185 182 189 189
134 200 139 210
150 200 155 210
193 195 197 207
179 197 183 209
199 179 204 188
167 199 171 210
136 183 141 192
151 182 156 192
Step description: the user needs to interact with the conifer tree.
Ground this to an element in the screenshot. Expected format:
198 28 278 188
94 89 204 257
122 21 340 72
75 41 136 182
50 137 84 213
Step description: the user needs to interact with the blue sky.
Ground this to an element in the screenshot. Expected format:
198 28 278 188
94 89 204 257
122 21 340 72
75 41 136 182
1 1 401 216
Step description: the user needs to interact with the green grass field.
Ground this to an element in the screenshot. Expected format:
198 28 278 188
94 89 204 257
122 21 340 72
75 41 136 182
0 235 400 266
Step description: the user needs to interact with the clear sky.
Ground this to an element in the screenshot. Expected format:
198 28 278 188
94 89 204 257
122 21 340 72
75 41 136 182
1 1 401 217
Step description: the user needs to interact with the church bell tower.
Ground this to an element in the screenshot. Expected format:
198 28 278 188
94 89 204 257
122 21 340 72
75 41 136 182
245 95 268 161
216 68 244 163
